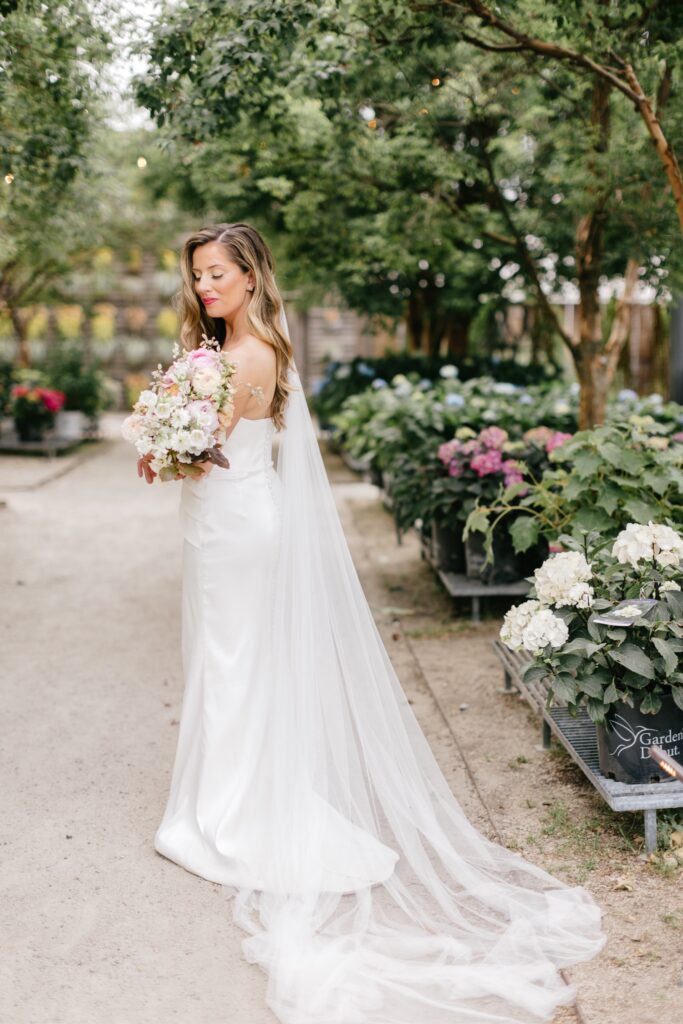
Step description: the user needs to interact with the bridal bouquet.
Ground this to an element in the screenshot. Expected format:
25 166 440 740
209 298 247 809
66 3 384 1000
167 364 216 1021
121 335 237 481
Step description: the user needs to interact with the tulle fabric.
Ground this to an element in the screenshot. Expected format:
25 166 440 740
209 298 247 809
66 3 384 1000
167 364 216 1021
217 310 606 1023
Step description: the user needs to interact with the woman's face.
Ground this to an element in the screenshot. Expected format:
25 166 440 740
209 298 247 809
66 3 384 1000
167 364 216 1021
191 241 255 320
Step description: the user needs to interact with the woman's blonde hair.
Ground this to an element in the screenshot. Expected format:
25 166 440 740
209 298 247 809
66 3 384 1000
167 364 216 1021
177 222 294 429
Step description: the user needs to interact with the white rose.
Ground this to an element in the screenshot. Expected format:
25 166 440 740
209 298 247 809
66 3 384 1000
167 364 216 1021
521 609 569 654
192 364 223 398
137 389 157 409
121 413 146 442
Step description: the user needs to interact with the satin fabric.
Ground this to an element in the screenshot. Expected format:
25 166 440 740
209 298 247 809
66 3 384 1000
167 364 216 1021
154 416 397 892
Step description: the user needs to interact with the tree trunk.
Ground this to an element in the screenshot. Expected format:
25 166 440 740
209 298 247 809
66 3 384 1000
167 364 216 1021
10 306 30 368
573 77 611 428
446 316 470 358
406 293 425 352
574 258 639 428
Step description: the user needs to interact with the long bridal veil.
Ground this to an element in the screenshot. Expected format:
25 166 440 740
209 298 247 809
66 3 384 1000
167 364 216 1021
227 303 605 1024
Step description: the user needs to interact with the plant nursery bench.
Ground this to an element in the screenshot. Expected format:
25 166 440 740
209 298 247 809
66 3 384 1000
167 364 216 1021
421 536 531 623
492 640 683 853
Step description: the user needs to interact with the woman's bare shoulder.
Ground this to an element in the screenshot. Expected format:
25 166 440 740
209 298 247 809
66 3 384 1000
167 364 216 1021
229 335 276 370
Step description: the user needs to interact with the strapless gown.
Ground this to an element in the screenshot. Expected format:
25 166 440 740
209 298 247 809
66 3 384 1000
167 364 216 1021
153 415 398 892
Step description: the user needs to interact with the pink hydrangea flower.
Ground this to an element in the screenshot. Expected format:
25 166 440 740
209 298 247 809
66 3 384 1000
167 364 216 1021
470 448 504 477
479 426 509 450
438 439 461 465
448 460 463 478
546 431 573 453
671 431 683 443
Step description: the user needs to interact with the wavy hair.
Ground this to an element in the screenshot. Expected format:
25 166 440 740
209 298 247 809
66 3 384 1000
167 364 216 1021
177 222 294 430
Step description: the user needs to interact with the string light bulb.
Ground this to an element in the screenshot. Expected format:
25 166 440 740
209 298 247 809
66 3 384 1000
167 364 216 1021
4 173 14 184
419 107 429 116
431 77 441 87
137 156 147 168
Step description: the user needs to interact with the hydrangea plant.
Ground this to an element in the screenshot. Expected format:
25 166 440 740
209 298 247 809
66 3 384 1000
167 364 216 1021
500 524 683 723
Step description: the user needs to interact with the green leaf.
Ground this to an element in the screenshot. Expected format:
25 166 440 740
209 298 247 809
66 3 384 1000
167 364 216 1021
624 498 665 523
609 644 656 679
523 663 550 684
603 681 619 703
561 637 603 657
572 507 615 532
509 515 540 554
579 676 607 699
551 674 579 702
652 637 678 676
639 691 662 715
672 686 683 711
586 698 607 724
572 450 602 479
598 442 645 474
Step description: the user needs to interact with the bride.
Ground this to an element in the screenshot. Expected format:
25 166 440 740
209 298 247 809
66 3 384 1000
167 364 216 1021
137 221 605 1024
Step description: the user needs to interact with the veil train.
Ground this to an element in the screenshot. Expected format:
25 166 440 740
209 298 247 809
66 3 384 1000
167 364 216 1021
223 304 605 1024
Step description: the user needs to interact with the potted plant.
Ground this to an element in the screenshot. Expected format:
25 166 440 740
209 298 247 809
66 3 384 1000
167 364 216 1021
438 426 552 582
500 523 683 784
44 343 108 439
10 381 65 441
474 422 683 558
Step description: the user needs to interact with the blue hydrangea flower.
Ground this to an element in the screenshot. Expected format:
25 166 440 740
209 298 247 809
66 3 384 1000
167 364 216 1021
617 388 638 402
445 393 465 408
371 378 388 390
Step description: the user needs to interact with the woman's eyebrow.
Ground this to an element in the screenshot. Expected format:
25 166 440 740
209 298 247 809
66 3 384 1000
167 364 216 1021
192 264 225 273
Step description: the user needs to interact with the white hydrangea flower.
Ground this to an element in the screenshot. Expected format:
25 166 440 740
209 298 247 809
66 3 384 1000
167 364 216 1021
521 609 569 654
562 581 594 609
500 600 542 651
439 364 458 379
612 521 683 569
533 551 592 606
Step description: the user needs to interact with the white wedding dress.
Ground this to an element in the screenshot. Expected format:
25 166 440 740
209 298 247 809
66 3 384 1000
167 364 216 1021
154 358 605 1024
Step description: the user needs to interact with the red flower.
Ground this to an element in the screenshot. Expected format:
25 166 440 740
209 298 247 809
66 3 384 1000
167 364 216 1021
11 385 29 399
40 388 66 412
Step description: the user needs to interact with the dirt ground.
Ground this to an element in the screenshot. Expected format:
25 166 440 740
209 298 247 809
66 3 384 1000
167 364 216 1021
1 419 681 1024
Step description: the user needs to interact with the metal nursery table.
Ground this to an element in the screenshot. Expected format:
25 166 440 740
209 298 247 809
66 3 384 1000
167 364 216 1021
493 640 683 853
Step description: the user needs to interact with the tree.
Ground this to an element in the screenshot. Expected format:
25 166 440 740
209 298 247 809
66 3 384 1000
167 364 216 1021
0 1 110 364
137 1 682 422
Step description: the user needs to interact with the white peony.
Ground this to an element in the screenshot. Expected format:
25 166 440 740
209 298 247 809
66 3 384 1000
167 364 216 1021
533 551 592 606
612 521 683 569
521 609 569 654
500 600 542 651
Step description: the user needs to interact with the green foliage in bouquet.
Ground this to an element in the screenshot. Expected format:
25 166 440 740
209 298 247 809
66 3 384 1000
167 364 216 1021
501 528 683 724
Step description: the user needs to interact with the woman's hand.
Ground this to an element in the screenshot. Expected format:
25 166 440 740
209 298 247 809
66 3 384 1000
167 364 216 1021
194 459 215 478
137 453 157 485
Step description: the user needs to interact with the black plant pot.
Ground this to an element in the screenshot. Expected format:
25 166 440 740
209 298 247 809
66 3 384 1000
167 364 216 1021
369 465 384 489
464 528 548 584
597 694 683 784
15 419 47 442
431 521 466 573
